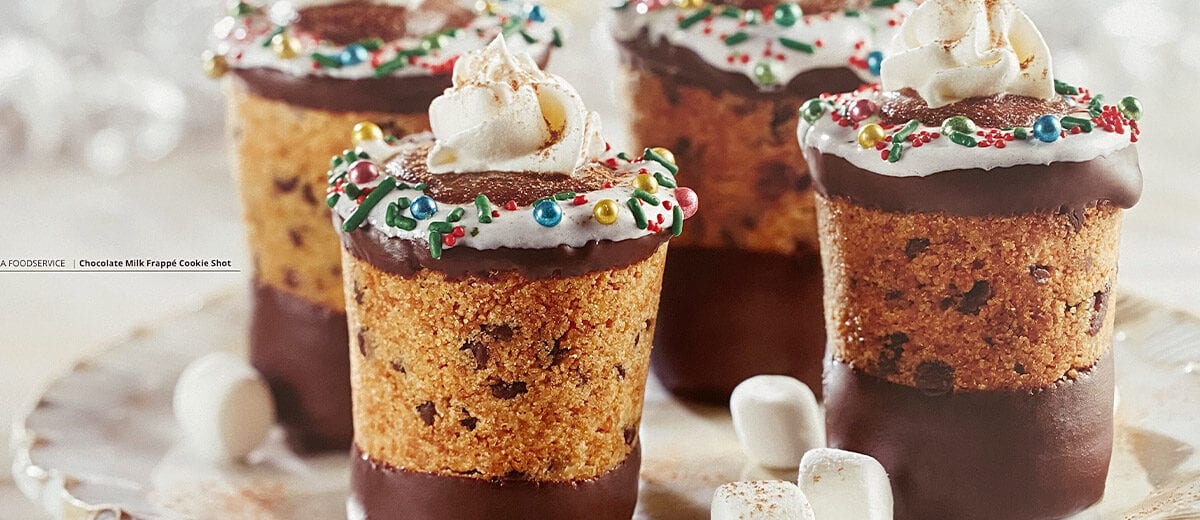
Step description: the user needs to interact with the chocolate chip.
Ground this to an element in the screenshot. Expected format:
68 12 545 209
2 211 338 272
1060 206 1086 233
456 469 481 476
633 331 641 349
283 269 300 289
547 338 570 368
956 281 992 315
877 332 908 375
353 282 364 304
623 426 638 445
357 328 372 358
615 364 626 380
460 415 478 431
273 177 299 193
490 380 528 399
1029 265 1051 284
287 228 305 248
915 361 955 396
904 238 930 260
460 341 489 370
1088 288 1111 336
389 360 405 373
885 290 905 301
416 401 436 426
501 470 528 481
481 324 514 342
301 183 318 206
970 259 985 270
1014 363 1027 375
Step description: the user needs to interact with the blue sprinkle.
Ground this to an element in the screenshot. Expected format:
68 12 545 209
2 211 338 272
340 44 371 66
527 5 545 22
532 199 562 227
867 51 884 77
409 196 439 220
1032 115 1062 143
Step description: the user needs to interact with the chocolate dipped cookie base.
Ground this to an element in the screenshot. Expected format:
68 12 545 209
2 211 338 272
250 283 352 453
349 444 641 520
653 247 825 403
826 354 1114 520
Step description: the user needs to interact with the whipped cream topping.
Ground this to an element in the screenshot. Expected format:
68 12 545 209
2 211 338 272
427 37 605 175
210 0 559 80
881 0 1055 108
797 86 1140 178
611 2 917 91
331 136 689 251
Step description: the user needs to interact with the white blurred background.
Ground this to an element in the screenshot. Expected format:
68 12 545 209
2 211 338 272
0 0 1197 516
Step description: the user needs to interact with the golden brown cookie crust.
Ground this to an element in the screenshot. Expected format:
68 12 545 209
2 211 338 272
226 82 430 310
817 196 1121 392
623 67 818 255
344 244 667 481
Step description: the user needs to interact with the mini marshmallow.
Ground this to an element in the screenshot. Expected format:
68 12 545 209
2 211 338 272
173 352 275 462
798 448 893 520
711 480 815 520
730 375 824 468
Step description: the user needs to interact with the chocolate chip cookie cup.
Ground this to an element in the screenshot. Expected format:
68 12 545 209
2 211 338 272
330 39 694 519
800 2 1144 518
612 0 916 403
206 0 560 452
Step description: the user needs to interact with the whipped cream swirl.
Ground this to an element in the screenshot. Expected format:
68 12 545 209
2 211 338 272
881 0 1055 108
426 37 605 175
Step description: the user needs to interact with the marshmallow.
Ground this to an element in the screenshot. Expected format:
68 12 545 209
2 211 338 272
798 448 893 520
173 352 275 462
730 375 824 469
711 481 815 520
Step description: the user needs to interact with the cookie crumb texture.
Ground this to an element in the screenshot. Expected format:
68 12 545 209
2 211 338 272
344 245 667 482
624 68 817 256
227 82 429 310
817 196 1122 391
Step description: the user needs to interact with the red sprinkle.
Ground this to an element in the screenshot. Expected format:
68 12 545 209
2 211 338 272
881 149 890 161
452 226 465 238
442 234 457 247
572 195 588 206
663 200 673 210
491 210 500 217
503 200 518 211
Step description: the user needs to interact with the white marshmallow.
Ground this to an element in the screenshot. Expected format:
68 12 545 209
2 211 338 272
173 352 275 462
730 375 825 469
798 448 893 520
711 481 815 520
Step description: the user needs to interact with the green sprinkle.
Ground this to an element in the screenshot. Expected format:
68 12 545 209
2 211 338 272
399 47 429 58
779 38 815 54
343 149 359 163
679 7 713 29
326 193 340 208
359 38 385 51
888 141 903 163
396 197 411 210
429 221 454 233
551 28 563 48
374 57 406 77
724 32 750 46
720 6 741 18
447 208 465 223
345 183 362 199
331 155 344 169
312 53 342 68
870 0 899 6
627 198 647 230
1061 116 1094 132
893 119 920 142
1054 79 1079 96
671 206 684 236
553 192 576 201
470 227 480 237
949 132 978 147
414 183 428 191
502 17 524 36
474 194 494 224
643 147 679 174
1088 95 1105 118
342 177 397 232
616 152 632 161
844 9 861 17
393 215 418 231
633 189 660 205
385 202 399 227
519 30 537 45
428 231 443 259
232 1 256 16
261 26 284 48
357 151 371 160
654 172 676 189
1013 127 1029 140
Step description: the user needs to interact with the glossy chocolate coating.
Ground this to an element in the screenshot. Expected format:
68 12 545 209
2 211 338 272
825 355 1114 520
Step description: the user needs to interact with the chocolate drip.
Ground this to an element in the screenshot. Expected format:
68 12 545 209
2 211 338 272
349 444 641 520
338 215 669 280
617 28 864 99
881 89 1071 128
250 283 352 453
294 0 474 45
805 145 1143 217
825 354 1114 520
